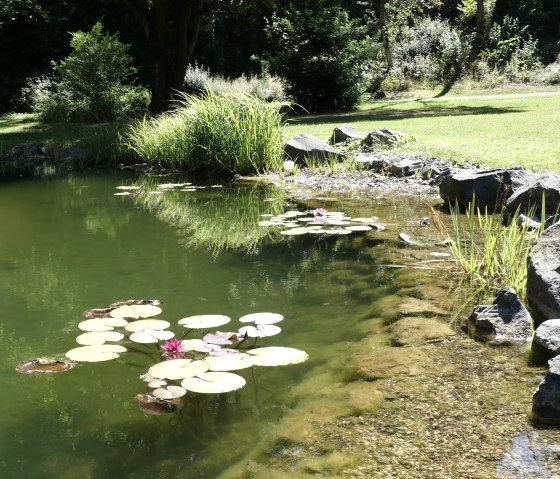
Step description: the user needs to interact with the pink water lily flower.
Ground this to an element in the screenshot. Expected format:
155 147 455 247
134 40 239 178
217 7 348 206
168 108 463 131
313 208 327 217
161 339 186 353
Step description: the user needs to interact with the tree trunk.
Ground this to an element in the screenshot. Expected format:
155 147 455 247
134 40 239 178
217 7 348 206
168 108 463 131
125 0 208 113
476 0 485 41
379 0 393 69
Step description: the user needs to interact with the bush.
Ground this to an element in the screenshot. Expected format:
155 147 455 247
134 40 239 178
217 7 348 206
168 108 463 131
266 7 374 113
541 58 560 84
28 22 150 122
393 18 463 83
182 65 288 102
125 91 285 175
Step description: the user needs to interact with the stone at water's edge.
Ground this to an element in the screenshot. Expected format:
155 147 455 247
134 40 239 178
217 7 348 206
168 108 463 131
533 319 560 358
532 355 560 424
504 172 560 221
361 128 406 147
527 221 560 320
438 167 537 210
469 288 533 344
283 134 345 164
390 158 425 177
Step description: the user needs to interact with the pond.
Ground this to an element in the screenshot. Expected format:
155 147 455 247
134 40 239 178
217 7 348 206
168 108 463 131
1 173 557 479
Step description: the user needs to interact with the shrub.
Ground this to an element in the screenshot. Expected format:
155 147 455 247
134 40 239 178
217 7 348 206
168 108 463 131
28 22 150 122
125 91 285 175
393 18 463 83
183 65 288 102
266 7 374 113
541 58 560 84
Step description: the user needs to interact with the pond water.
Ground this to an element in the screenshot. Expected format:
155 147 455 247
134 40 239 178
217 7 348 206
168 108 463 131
0 173 439 479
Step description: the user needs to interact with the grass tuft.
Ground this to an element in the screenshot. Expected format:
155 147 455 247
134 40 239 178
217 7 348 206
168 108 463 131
125 91 287 176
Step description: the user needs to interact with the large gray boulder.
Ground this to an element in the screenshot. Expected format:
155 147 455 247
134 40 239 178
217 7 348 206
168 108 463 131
533 319 560 357
527 221 560 320
283 134 345 164
504 172 560 219
532 355 560 424
361 128 406 147
439 167 537 210
331 124 367 144
469 288 533 344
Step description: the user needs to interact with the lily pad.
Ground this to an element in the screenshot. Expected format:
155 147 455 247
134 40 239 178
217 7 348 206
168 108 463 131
239 312 284 325
238 324 282 338
181 372 246 394
204 353 254 371
110 304 162 319
78 317 128 332
180 339 209 351
134 394 182 415
153 385 187 400
124 319 171 332
16 357 76 374
280 227 310 236
65 344 127 362
148 359 209 380
129 329 175 344
147 379 167 388
178 314 231 329
247 347 308 366
325 229 352 235
345 225 372 232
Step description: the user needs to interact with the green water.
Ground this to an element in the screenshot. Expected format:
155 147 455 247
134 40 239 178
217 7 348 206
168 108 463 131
0 173 425 479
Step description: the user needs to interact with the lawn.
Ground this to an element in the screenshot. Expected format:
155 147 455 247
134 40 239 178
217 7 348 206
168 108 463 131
286 93 560 174
2 91 560 174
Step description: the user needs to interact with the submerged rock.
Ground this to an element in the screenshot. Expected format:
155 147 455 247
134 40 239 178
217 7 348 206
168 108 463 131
532 355 560 424
469 289 533 344
388 316 456 347
533 319 560 358
134 393 183 415
284 134 345 164
526 222 560 320
16 357 76 374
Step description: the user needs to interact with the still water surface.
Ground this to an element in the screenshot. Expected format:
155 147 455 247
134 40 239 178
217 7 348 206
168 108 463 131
0 173 425 479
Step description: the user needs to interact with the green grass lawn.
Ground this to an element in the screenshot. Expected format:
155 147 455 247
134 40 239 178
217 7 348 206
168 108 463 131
2 91 560 174
286 93 560 173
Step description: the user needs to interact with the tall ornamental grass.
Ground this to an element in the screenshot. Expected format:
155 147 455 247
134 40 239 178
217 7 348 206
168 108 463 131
125 91 286 175
430 198 547 299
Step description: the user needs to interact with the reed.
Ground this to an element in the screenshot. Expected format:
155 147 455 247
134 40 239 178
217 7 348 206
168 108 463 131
125 91 286 175
430 197 546 299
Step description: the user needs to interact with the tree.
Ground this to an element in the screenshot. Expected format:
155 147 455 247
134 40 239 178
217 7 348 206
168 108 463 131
124 0 214 113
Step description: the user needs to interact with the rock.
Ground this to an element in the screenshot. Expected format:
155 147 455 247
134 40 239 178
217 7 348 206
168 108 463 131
533 319 560 357
527 221 560 320
354 154 386 172
504 173 560 221
388 316 456 347
331 124 367 144
439 167 538 210
283 133 345 164
390 158 425 177
516 214 542 231
532 355 560 424
361 128 406 147
398 233 422 246
355 347 428 380
468 288 533 344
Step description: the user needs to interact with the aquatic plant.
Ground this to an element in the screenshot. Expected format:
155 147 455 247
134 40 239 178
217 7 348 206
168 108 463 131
430 198 547 299
16 299 308 415
124 90 286 175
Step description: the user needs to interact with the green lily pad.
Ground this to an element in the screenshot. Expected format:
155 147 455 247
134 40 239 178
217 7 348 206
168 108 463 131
204 353 254 371
178 314 231 329
110 304 162 319
148 359 209 380
247 347 308 366
78 318 128 332
181 372 246 393
239 312 284 325
65 344 127 362
124 319 171 332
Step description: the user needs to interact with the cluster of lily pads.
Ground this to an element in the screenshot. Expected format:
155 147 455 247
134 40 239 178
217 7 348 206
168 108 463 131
258 208 385 236
17 300 308 415
114 183 222 196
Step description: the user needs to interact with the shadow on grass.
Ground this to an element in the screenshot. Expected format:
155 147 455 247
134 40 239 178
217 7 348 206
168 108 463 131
287 102 526 126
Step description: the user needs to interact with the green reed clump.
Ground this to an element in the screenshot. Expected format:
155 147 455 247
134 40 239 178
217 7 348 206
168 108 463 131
125 91 286 175
431 198 545 298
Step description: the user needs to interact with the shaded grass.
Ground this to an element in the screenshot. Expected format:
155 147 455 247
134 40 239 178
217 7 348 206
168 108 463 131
0 113 126 166
287 94 560 173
